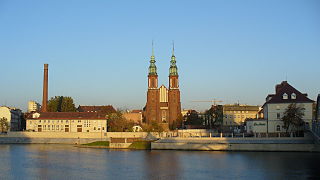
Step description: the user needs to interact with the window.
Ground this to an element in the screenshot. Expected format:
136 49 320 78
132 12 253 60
291 93 296 99
94 127 96 130
39 120 41 123
283 93 288 99
66 120 69 123
277 113 280 119
276 105 280 110
102 127 104 130
276 125 281 131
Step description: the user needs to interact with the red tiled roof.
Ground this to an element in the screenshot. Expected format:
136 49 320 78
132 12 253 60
27 112 108 120
264 81 314 105
77 105 116 113
131 110 142 113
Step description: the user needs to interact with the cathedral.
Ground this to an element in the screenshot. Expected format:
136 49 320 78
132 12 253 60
144 44 182 129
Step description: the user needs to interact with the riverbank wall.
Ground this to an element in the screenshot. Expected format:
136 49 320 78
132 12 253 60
151 137 320 152
0 132 160 144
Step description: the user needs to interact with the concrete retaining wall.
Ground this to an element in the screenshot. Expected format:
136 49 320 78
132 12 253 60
0 131 159 144
0 137 105 144
152 142 319 152
109 143 132 148
151 137 320 152
1 132 161 139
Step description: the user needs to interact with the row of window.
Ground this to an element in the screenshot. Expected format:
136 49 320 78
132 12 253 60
38 125 104 131
224 111 254 113
30 120 103 124
224 115 256 119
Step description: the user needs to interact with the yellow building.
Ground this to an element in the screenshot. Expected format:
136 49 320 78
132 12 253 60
26 112 108 133
223 104 260 127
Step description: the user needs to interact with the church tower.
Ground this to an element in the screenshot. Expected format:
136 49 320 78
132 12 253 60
168 43 181 128
145 42 159 123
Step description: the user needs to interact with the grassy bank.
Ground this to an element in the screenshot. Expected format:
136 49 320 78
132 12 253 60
82 141 110 147
128 141 152 150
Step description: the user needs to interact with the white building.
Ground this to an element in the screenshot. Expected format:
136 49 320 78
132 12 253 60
26 112 108 133
247 81 314 133
0 106 23 131
28 101 41 113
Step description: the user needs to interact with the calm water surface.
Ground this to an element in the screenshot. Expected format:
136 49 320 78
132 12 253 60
0 144 319 180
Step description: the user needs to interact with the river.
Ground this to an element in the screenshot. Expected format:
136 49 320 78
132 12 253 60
0 144 319 179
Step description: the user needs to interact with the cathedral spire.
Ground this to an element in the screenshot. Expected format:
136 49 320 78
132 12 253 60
169 42 178 76
149 41 157 75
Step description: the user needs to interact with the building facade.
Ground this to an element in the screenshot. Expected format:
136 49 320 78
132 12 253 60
247 81 314 133
316 94 320 121
28 101 41 113
223 104 260 127
0 106 23 131
144 45 181 129
123 110 143 124
26 112 108 133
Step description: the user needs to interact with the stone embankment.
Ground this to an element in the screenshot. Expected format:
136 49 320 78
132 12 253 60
151 137 320 152
0 132 160 144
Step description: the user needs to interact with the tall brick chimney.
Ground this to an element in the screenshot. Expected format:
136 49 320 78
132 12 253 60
41 64 48 112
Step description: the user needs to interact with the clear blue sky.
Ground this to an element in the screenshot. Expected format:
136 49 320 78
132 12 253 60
0 0 319 112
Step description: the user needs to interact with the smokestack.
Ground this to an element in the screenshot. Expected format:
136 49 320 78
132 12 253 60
41 64 48 112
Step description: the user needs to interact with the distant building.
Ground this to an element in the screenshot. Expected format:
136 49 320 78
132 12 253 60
316 94 320 121
123 110 143 124
28 101 41 113
0 106 23 131
223 104 260 127
247 81 314 133
26 112 108 133
77 105 116 114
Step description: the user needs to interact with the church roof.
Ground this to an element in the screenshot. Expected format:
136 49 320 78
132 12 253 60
77 105 116 114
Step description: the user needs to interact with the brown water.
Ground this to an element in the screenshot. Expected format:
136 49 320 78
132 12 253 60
0 144 319 180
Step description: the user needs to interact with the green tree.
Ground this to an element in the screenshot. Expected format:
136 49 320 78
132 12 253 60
47 96 76 112
185 110 203 125
0 117 9 133
204 105 223 128
282 103 305 134
107 111 134 132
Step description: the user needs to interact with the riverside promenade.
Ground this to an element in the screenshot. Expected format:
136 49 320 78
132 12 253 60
151 132 320 152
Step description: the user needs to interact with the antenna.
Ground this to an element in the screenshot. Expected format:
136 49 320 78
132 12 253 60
152 40 154 56
285 74 288 81
172 40 175 55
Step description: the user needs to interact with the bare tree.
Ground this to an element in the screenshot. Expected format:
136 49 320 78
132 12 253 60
282 103 305 135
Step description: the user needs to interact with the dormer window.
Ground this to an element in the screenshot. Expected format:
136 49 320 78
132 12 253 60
283 93 288 99
291 93 296 99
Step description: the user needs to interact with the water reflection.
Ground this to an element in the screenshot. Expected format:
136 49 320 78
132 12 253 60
0 144 319 180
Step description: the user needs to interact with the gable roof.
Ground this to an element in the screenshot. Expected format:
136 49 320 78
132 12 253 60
223 104 260 111
27 112 108 120
264 81 314 105
77 105 116 114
